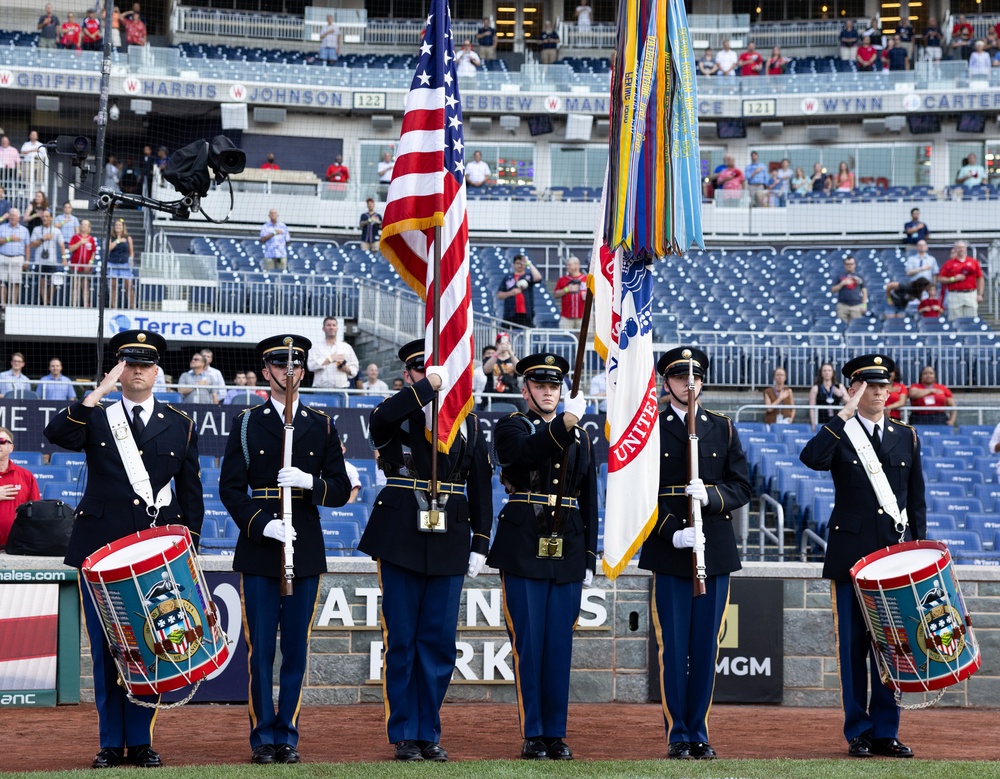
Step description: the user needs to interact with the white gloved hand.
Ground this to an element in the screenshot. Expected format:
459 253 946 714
516 278 529 290
672 527 696 549
425 365 451 394
563 392 587 420
685 478 710 507
277 466 314 490
583 569 594 588
263 519 297 543
467 552 486 578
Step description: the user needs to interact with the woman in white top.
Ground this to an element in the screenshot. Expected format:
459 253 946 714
968 40 992 77
575 0 592 32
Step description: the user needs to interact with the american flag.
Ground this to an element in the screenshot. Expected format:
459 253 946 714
380 0 473 453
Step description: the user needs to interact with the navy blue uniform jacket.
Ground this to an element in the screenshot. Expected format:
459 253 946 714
220 401 352 578
800 414 926 582
359 378 493 576
639 408 750 578
44 399 204 568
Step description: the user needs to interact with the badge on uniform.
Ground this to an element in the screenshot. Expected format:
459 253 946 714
418 508 447 533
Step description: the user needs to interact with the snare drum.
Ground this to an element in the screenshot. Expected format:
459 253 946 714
82 525 229 696
850 539 980 694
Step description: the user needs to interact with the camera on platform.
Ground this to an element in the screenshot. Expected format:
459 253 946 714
54 135 91 167
208 135 246 181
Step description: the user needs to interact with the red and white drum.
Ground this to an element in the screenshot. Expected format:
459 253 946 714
82 525 229 696
850 539 980 694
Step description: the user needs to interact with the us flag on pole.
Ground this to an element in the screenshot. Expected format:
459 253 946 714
380 0 473 453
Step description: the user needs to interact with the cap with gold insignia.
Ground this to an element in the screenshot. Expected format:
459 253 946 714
398 339 425 371
109 330 166 365
657 346 710 379
842 354 894 385
516 352 570 385
257 334 311 366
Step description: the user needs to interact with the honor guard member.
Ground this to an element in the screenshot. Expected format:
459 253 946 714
44 330 204 769
219 335 353 765
488 353 597 761
800 354 925 759
358 340 493 762
641 347 750 760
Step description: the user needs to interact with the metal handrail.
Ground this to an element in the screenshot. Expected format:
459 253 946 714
758 493 785 562
735 403 1000 427
800 527 827 562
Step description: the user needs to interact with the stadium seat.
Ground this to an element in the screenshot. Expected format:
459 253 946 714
925 483 968 500
924 514 957 531
324 504 370 528
930 497 983 517
31 466 72 483
41 481 85 502
49 452 87 469
963 513 1000 547
320 519 360 550
10 452 43 467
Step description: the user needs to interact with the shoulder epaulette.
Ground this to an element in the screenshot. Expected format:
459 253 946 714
305 405 330 418
706 408 731 420
166 404 194 422
893 418 914 429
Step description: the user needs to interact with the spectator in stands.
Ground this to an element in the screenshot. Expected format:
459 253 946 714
883 36 909 71
455 39 482 78
21 131 47 165
897 15 915 60
104 154 120 191
808 362 846 429
68 218 96 307
155 145 169 172
245 369 269 399
55 202 79 246
30 209 67 307
738 42 763 76
744 151 768 204
37 3 60 49
498 254 542 329
0 209 30 307
554 255 588 331
575 0 593 34
988 422 1000 483
308 316 359 390
392 377 404 391
939 240 984 319
107 218 135 308
902 207 929 245
465 150 491 188
856 36 878 71
839 19 859 61
325 154 349 183
951 14 974 60
923 18 943 62
904 239 937 281
539 21 559 64
318 15 339 63
0 353 31 397
763 366 795 426
832 255 867 323
61 12 82 50
137 145 155 193
791 166 810 195
340 442 361 504
472 347 490 407
178 353 218 404
261 153 280 171
810 162 831 193
766 45 788 75
485 333 523 410
885 369 908 420
862 17 883 51
0 137 20 175
23 191 49 233
361 363 389 395
908 365 956 426
38 357 76 401
955 153 986 188
128 2 147 27
884 276 931 318
223 371 250 404
477 18 496 61
968 40 992 77
377 151 394 199
916 282 944 318
259 208 290 271
765 158 793 207
833 161 854 193
715 39 738 76
0 426 41 549
0 187 9 224
82 8 102 52
359 198 382 252
120 158 139 194
993 47 1000 68
104 5 122 51
715 154 745 200
200 348 225 394
988 28 1000 58
121 5 147 47
697 48 718 76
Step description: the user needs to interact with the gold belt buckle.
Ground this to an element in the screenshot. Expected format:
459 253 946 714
546 494 557 507
417 508 447 533
537 535 564 559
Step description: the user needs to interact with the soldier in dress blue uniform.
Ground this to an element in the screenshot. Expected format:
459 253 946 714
800 354 926 759
219 334 353 765
358 339 493 762
488 353 597 761
44 330 204 769
640 346 750 760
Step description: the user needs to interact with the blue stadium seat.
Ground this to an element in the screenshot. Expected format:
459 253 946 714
203 501 230 526
320 519 360 550
963 513 1000 546
927 529 983 552
201 468 221 487
924 514 957 531
324 504 370 528
10 452 43 467
200 455 217 469
223 518 241 538
973 485 1000 510
41 481 85 502
940 470 985 489
925 483 968 500
930 496 983 516
199 518 221 539
348 396 382 409
31 466 72 483
50 452 87 469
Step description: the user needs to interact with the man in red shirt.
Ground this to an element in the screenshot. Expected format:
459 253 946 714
325 154 350 183
261 153 280 170
0 426 41 548
938 240 984 319
553 255 588 331
82 8 102 51
60 12 82 50
856 36 878 71
738 42 763 76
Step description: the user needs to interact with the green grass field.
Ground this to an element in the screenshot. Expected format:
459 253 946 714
3 760 997 779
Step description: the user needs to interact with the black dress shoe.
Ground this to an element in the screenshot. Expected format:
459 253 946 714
92 748 125 769
127 745 162 768
667 742 691 759
543 738 573 760
871 738 914 758
394 741 424 761
419 742 448 762
251 745 277 765
690 742 717 760
275 745 300 764
520 739 548 760
848 733 874 758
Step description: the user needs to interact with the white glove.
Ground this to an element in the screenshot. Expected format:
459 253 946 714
516 278 529 290
425 365 451 394
583 569 594 588
277 466 314 490
563 392 587 420
685 478 710 507
467 552 486 578
672 527 696 549
263 519 297 543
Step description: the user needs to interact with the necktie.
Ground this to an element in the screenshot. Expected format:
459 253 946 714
872 424 881 453
132 405 145 439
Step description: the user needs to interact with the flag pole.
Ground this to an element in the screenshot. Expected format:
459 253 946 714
429 223 442 508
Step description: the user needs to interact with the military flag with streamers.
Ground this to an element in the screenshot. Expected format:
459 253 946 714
379 0 473 452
